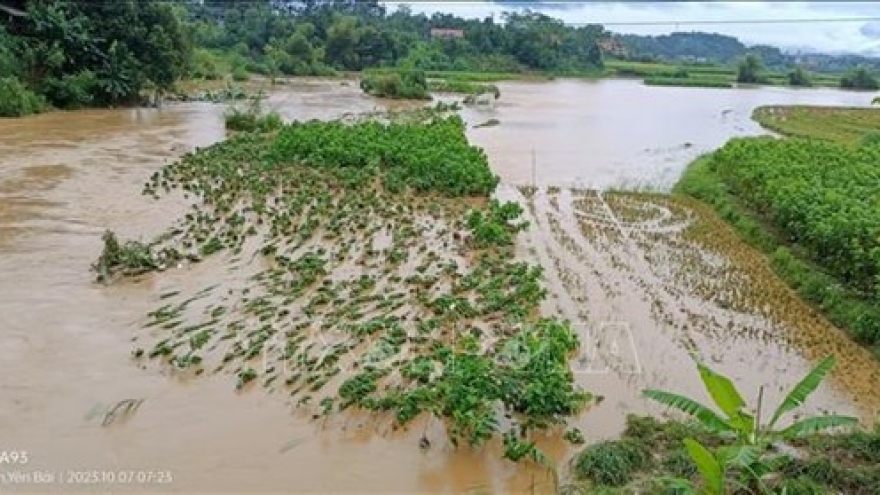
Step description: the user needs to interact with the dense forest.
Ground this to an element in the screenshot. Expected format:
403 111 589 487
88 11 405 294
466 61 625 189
0 0 608 115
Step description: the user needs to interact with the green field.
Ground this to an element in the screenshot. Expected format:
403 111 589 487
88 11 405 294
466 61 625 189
677 107 880 359
606 59 852 90
753 105 880 145
643 76 733 88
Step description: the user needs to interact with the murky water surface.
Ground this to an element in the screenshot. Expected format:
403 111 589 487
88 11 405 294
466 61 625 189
1 78 877 494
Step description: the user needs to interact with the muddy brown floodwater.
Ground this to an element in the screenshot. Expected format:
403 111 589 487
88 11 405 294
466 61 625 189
1 78 878 494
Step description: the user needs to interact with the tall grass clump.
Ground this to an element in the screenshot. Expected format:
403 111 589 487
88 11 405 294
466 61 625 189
571 439 650 486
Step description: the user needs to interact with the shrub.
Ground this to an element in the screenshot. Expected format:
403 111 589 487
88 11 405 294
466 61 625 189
232 66 250 82
360 70 430 100
190 49 222 80
571 439 650 486
0 77 44 117
789 66 812 87
841 67 879 90
737 54 763 83
42 70 99 109
224 98 282 133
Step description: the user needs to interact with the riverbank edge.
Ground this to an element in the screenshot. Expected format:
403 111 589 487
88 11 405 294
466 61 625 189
1 68 859 120
673 153 880 361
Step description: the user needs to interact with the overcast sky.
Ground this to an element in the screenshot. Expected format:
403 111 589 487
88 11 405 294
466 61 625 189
382 1 880 55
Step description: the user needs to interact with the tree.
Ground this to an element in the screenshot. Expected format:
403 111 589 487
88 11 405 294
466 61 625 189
841 67 879 90
737 53 763 84
324 14 359 69
788 66 812 87
10 0 191 109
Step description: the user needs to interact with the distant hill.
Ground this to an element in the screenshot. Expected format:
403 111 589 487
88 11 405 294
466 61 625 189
614 32 746 65
612 31 880 73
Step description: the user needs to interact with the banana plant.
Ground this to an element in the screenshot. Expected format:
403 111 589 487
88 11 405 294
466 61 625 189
643 355 858 494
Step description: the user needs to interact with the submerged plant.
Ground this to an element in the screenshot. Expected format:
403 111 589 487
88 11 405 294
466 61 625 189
92 230 170 282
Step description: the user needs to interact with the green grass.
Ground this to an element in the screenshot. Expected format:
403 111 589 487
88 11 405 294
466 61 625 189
643 76 733 88
606 58 849 89
674 153 880 359
753 105 880 146
427 79 500 97
424 70 544 82
571 439 651 487
605 59 735 78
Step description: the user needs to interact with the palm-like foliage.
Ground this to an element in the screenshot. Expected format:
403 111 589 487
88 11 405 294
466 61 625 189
643 355 858 494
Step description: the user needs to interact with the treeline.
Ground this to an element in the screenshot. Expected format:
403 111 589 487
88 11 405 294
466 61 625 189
0 0 608 116
186 0 607 76
615 30 880 84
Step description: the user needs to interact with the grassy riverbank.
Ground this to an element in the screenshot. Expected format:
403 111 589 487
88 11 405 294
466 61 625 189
606 59 846 90
753 105 880 145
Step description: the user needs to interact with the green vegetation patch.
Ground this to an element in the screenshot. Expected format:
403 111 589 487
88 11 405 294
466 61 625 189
271 115 499 196
676 146 880 357
565 416 880 493
359 69 430 100
427 78 501 99
96 108 592 461
753 105 880 146
643 77 733 89
0 77 45 117
565 356 872 493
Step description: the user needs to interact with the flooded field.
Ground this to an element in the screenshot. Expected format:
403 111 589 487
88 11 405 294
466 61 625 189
1 78 878 493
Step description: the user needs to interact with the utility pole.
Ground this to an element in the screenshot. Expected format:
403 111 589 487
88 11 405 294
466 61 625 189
531 148 537 189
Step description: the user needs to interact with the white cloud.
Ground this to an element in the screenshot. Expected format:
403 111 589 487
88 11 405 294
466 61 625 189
383 1 880 55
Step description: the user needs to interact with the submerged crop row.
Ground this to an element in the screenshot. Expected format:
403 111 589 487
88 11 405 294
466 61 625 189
94 113 592 461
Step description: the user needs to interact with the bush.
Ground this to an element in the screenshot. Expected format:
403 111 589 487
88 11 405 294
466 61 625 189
466 200 528 247
571 439 650 486
360 70 430 100
0 77 44 117
224 98 282 133
190 49 222 80
42 71 99 109
737 54 763 83
677 149 880 357
841 68 879 90
789 66 812 87
232 67 250 82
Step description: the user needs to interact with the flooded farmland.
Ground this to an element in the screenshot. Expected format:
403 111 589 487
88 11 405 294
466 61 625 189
1 78 878 493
